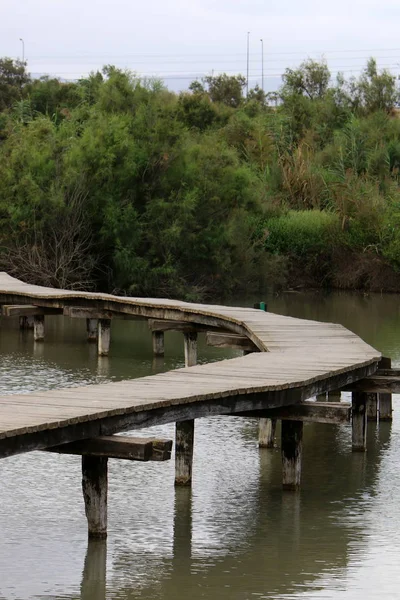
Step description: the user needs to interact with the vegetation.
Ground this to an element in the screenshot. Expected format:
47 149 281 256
0 57 400 298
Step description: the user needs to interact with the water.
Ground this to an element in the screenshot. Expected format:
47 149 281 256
0 291 400 600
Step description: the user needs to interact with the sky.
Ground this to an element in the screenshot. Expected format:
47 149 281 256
2 0 400 91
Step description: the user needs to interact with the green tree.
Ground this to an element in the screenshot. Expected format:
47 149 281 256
0 57 30 110
281 59 331 100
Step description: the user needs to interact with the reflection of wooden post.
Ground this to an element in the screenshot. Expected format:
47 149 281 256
281 420 303 490
175 332 197 486
184 332 197 367
152 331 165 356
379 357 392 421
33 315 45 341
80 540 107 600
366 392 378 421
98 319 111 356
82 456 108 539
352 392 367 452
86 318 98 343
259 418 276 448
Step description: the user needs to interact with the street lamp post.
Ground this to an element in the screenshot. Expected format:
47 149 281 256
19 38 25 63
260 38 264 93
246 32 250 97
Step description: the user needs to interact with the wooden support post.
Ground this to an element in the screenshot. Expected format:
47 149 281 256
33 315 45 341
366 392 378 422
82 456 108 539
175 420 194 486
281 420 303 491
328 390 341 401
86 318 98 343
379 357 392 421
152 331 165 357
174 332 197 486
352 392 368 452
19 315 35 330
259 417 277 448
184 332 197 367
98 319 111 356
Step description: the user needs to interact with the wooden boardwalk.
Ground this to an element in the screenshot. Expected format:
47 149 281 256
0 273 380 459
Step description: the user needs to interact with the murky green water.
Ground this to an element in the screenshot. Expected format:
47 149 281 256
0 291 400 600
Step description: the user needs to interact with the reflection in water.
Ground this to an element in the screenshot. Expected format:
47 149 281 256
0 292 399 599
81 541 107 600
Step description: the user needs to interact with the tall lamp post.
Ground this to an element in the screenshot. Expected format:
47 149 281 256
19 38 25 63
246 31 250 97
260 38 264 93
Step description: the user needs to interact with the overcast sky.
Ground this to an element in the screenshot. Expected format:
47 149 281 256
2 0 400 91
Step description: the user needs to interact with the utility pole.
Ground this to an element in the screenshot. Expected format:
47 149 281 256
19 38 25 63
246 31 250 97
260 38 264 93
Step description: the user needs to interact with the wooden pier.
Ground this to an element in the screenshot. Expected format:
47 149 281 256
0 272 391 538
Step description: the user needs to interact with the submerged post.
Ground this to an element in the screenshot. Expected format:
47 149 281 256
379 357 392 421
152 331 165 357
281 420 303 490
86 318 98 343
352 392 367 452
33 315 45 341
259 417 277 448
82 456 108 539
98 319 111 356
175 331 198 486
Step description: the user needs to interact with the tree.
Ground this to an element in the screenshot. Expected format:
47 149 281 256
281 59 331 100
196 74 246 108
0 57 30 110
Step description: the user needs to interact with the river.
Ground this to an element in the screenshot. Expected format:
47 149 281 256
0 291 399 600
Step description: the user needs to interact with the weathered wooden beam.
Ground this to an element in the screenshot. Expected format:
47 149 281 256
82 456 108 539
1 305 62 317
64 306 144 321
344 376 400 393
152 331 165 356
33 315 45 342
98 319 111 356
352 392 367 452
175 420 194 486
86 318 98 343
64 306 113 320
281 420 303 490
237 401 352 424
259 417 277 448
206 331 257 352
46 435 173 461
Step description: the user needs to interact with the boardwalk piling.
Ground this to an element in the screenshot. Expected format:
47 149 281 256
98 319 111 356
82 456 108 539
184 332 197 367
175 420 194 486
281 420 303 490
259 417 277 448
33 315 45 341
379 357 392 421
352 392 368 451
152 331 165 357
20 315 35 330
86 318 98 343
366 393 378 421
175 332 198 486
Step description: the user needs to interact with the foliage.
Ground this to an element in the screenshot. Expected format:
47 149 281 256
1 58 400 297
